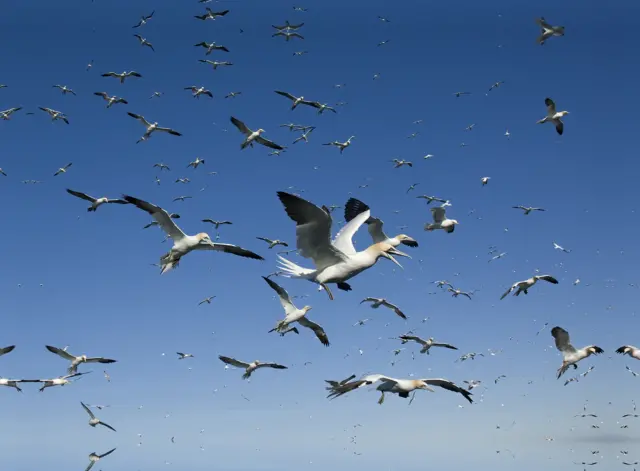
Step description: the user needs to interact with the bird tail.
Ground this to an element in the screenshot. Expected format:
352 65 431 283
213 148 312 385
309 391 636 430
276 255 314 278
160 253 180 274
424 223 436 231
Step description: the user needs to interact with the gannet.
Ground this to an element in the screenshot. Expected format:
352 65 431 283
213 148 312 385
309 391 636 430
537 97 569 135
194 8 230 21
416 195 448 205
343 198 418 251
225 91 242 98
53 84 76 95
184 86 213 99
198 59 233 70
488 81 505 92
154 163 170 171
31 372 90 392
325 374 357 390
292 126 315 144
453 91 471 97
406 183 419 193
230 116 284 150
122 194 263 273
101 71 142 83
45 345 116 374
256 237 289 249
360 298 407 319
0 107 22 120
85 448 116 471
397 335 458 354
272 20 304 31
536 17 564 45
293 50 308 56
132 10 154 28
616 346 640 360
425 207 458 233
275 191 406 300
66 189 128 211
391 159 412 168
80 402 116 431
0 84 7 88
274 91 315 110
500 274 558 300
321 136 354 153
133 34 155 51
198 296 216 305
377 39 390 46
202 219 232 229
176 352 194 359
53 163 73 176
172 195 192 202
551 326 603 379
194 41 230 54
149 91 163 99
447 287 474 299
481 177 490 186
127 112 182 142
505 129 510 138
308 101 336 114
263 277 329 346
93 92 128 108
280 122 306 131
273 31 304 41
0 377 30 392
488 252 507 262
553 242 571 253
218 356 288 379
327 374 473 405
39 107 69 124
464 380 482 391
187 157 205 169
512 205 546 215
465 124 475 131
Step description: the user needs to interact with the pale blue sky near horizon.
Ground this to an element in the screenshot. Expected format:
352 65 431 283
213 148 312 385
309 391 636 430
1 0 640 469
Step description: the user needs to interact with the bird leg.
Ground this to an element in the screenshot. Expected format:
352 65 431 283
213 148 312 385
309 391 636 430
378 392 385 405
320 283 334 300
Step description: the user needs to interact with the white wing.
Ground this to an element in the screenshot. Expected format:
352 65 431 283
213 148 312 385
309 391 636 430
431 206 446 223
263 276 297 315
367 217 388 244
123 195 186 241
332 207 371 255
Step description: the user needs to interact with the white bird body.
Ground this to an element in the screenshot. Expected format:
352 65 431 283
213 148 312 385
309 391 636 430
127 112 182 142
94 92 128 108
45 345 116 374
551 326 603 378
323 136 354 153
537 97 568 135
500 274 558 299
39 107 69 124
230 116 284 150
425 206 458 233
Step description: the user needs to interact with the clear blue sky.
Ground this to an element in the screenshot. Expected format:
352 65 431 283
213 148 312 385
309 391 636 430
2 0 640 469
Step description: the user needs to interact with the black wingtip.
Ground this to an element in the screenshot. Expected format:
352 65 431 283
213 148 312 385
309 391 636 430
344 197 370 223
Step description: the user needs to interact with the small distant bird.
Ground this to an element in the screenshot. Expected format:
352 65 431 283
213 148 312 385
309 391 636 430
293 6 308 12
272 20 304 31
256 237 288 249
417 195 448 205
194 41 230 54
133 34 155 51
453 91 471 97
93 92 128 108
536 17 564 45
537 97 569 135
218 356 288 380
187 158 205 169
195 8 230 21
177 352 194 360
86 60 93 71
360 298 407 319
230 116 284 151
53 85 76 95
397 335 458 354
198 296 216 305
465 124 475 131
198 59 233 70
54 163 73 176
481 177 490 186
323 136 355 154
101 71 142 83
488 81 505 92
66 189 128 212
153 163 170 171
425 207 458 233
172 196 192 202
378 16 390 22
80 402 116 431
293 126 316 144
85 448 116 471
127 112 182 142
0 169 6 176
149 91 163 99
377 39 390 46
45 345 117 375
488 252 507 263
133 11 154 28
39 107 69 124
391 159 412 168
225 91 241 98
184 86 212 99
293 51 308 56
512 205 545 215
500 274 558 300
273 31 304 41
553 242 571 253
406 183 419 193
201 219 232 229
504 129 510 138
448 287 474 300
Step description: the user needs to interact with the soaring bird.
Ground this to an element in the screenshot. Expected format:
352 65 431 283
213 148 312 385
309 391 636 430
80 402 116 431
132 10 154 28
0 345 16 358
272 31 304 41
551 326 603 379
194 8 229 21
122 195 263 273
39 107 69 124
101 71 142 83
194 41 230 54
500 275 558 300
52 85 76 95
397 335 458 354
0 107 22 120
85 448 116 471
176 352 194 359
201 219 232 229
230 116 284 150
133 34 155 51
256 237 289 249
184 86 213 99
66 189 128 212
45 345 116 374
512 205 546 215
127 112 182 142
425 207 458 233
537 97 569 135
536 17 564 45
218 356 288 379
93 92 128 108
53 163 73 176
360 297 407 319
274 90 315 110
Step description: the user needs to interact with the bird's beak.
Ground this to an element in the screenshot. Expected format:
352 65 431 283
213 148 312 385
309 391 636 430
381 250 403 269
388 247 410 259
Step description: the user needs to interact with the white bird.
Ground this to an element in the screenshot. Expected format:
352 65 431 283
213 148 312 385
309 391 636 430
360 297 407 319
327 374 473 405
0 377 30 392
323 136 355 153
397 335 458 354
85 448 116 471
274 90 315 110
536 17 564 45
194 8 229 21
481 177 490 186
391 159 412 168
504 129 510 138
553 242 571 253
275 192 406 300
39 107 69 124
537 97 569 135
500 274 558 300
425 207 459 233
448 287 474 299
308 101 336 114
80 402 116 431
256 237 289 249
272 31 304 41
93 92 128 108
218 356 288 379
263 277 329 346
194 41 230 54
122 195 264 274
132 10 154 28
616 346 640 360
127 112 182 142
198 59 233 70
184 86 213 99
198 296 216 305
101 71 142 83
133 34 155 51
230 116 284 150
551 326 603 379
272 20 305 31
292 126 315 144
512 205 546 215
0 345 15 358
453 91 471 97
176 352 195 359
66 188 128 212
45 345 116 374
416 195 448 205
31 372 90 392
0 107 22 120
201 219 232 229
54 163 73 176
53 84 76 95
488 252 507 263
187 157 206 168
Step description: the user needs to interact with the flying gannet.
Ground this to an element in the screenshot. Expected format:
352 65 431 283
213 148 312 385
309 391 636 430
133 34 155 51
417 195 448 205
325 374 357 390
85 448 116 471
481 177 490 186
194 41 230 54
553 242 571 253
0 107 22 120
512 205 546 215
80 402 116 431
537 97 569 135
536 17 564 45
225 91 241 98
263 277 329 346
256 237 289 249
360 297 407 319
397 334 458 354
448 287 474 299
391 159 412 168
616 346 640 360
272 20 304 31
194 8 229 21
39 107 69 124
500 274 558 299
425 207 458 233
0 377 30 392
218 355 288 379
551 326 603 378
327 374 473 405
184 86 213 99
308 101 336 114
230 116 284 150
122 195 264 273
66 189 128 211
274 90 315 110
45 345 116 374
101 71 142 83
53 163 73 176
0 345 16 358
198 296 216 305
132 11 154 28
273 31 304 41
177 352 194 359
30 372 90 392
202 219 232 229
275 192 406 300
93 92 128 108
127 112 182 142
198 59 233 70
187 157 205 168
53 85 76 95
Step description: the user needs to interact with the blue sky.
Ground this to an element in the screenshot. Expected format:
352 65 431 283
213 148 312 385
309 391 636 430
2 0 640 469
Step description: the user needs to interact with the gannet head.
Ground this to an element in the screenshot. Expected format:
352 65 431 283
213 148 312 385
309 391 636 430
197 233 213 245
373 243 404 269
303 306 312 313
587 346 603 355
417 381 436 392
451 219 459 225
560 111 570 116
396 234 418 248
257 128 265 134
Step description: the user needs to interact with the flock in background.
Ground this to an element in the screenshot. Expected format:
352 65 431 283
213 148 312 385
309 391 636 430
1 4 637 470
